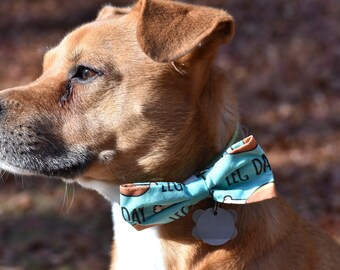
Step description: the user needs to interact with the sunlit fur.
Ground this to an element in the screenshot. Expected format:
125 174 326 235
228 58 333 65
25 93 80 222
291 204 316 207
0 1 339 269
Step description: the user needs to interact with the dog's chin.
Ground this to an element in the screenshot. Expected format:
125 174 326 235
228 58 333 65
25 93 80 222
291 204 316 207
0 161 39 177
0 147 95 179
0 159 91 179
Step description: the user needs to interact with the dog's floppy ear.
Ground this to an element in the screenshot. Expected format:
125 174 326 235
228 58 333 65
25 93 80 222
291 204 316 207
96 5 131 21
136 0 234 63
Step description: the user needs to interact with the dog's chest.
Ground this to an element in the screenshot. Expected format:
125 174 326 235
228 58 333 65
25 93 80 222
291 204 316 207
76 179 166 269
112 202 166 270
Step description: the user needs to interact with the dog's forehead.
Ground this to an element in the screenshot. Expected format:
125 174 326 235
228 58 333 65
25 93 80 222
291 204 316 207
62 22 109 49
54 18 136 65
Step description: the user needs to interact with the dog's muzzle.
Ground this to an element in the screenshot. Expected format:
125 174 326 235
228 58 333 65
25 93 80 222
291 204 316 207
0 98 94 178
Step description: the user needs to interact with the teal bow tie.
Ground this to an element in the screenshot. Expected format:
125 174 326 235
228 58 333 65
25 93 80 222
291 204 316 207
120 136 276 230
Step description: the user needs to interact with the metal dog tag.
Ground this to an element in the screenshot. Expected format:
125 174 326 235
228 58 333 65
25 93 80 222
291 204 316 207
192 207 237 246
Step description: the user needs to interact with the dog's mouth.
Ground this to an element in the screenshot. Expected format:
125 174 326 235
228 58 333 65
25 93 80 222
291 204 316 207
0 148 95 178
0 122 95 179
0 146 95 179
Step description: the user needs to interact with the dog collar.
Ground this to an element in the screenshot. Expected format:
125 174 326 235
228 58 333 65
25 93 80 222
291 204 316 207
119 134 276 230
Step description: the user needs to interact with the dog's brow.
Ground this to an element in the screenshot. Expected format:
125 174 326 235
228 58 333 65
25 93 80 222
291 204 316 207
68 48 83 63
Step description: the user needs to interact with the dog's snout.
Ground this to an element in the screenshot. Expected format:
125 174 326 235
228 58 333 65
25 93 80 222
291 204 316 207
0 98 22 117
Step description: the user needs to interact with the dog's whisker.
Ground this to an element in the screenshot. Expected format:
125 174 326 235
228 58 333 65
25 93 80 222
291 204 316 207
14 174 20 189
61 182 76 213
31 125 59 149
35 134 59 149
4 171 9 182
66 183 76 214
21 175 25 189
14 174 26 190
0 170 7 183
0 171 6 183
61 182 68 213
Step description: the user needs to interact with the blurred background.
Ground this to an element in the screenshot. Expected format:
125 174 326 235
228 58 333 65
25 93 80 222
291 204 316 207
0 0 339 269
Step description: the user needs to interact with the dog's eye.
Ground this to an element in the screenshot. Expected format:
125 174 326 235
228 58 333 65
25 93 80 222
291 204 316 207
73 66 97 81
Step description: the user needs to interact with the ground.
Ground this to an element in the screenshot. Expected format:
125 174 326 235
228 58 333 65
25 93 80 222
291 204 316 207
0 0 339 269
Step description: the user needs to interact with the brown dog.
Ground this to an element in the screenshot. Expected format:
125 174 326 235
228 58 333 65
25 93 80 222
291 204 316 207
0 0 339 269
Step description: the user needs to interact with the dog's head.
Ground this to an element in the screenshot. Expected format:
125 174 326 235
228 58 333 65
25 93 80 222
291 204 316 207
0 0 237 185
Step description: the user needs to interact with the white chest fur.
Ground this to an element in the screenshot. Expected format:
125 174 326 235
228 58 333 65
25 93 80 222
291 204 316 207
76 179 165 270
112 202 165 270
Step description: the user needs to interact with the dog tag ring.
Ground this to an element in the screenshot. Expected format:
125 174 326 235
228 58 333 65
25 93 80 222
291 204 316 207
192 207 237 246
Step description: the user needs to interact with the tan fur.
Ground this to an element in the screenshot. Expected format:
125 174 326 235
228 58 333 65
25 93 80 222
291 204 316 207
0 0 339 269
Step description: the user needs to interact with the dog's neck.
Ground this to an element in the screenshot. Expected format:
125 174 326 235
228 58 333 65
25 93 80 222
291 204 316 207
77 179 295 270
78 132 294 270
78 151 295 269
